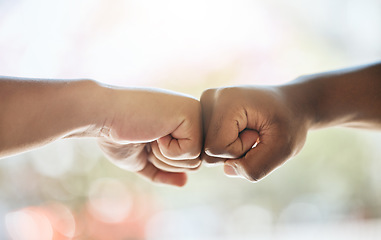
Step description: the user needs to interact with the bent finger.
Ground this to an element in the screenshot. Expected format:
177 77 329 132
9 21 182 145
148 149 200 173
200 152 226 166
157 118 202 160
224 140 289 182
205 127 259 159
200 88 217 135
137 161 188 187
151 141 201 169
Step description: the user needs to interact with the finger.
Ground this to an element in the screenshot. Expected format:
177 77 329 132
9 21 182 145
200 88 217 136
224 129 259 157
205 135 259 174
157 115 203 160
148 151 186 173
200 152 226 166
201 88 259 160
205 118 260 159
137 161 188 187
224 137 290 182
148 149 200 173
200 88 218 164
203 91 246 158
224 164 240 177
151 141 201 170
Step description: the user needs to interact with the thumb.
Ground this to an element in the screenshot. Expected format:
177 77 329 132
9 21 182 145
157 119 202 160
206 129 259 158
224 136 289 182
204 109 260 158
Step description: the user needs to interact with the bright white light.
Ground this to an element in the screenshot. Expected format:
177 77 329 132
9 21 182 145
87 178 133 223
145 206 221 240
43 203 76 238
30 140 74 177
278 202 323 223
5 209 53 240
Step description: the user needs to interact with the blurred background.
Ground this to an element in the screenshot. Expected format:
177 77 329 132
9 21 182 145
0 0 381 239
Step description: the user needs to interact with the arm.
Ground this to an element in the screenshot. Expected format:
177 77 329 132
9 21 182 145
282 62 381 130
0 77 202 186
0 78 101 156
200 62 381 181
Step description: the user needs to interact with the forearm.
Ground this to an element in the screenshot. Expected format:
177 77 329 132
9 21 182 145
281 62 381 130
0 77 105 157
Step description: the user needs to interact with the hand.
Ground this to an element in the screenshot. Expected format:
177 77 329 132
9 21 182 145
98 87 203 187
200 86 310 182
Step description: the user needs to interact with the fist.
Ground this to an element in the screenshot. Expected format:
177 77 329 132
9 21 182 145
98 88 203 187
200 86 309 182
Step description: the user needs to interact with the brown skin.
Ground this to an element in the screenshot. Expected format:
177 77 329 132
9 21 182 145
201 62 381 182
0 62 379 186
0 78 202 187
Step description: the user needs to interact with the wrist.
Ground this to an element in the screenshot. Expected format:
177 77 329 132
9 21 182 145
278 76 320 131
63 79 111 138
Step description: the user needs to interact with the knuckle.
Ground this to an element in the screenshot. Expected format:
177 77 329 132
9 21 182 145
205 144 242 159
185 96 201 108
188 161 202 171
181 145 202 160
189 150 202 159
204 146 226 158
180 152 199 160
162 150 183 160
204 159 219 165
201 153 224 166
191 159 202 167
163 149 200 160
186 142 202 158
215 86 238 98
204 139 232 158
204 158 224 166
201 88 217 100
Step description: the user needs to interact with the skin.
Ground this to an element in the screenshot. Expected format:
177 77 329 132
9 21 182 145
0 78 203 187
0 62 379 186
200 62 381 182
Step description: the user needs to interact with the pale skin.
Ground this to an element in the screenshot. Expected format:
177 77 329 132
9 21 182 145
0 62 380 186
201 62 381 181
0 78 203 187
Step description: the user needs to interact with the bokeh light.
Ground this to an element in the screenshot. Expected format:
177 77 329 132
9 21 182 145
5 207 54 240
87 178 133 223
0 0 381 239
